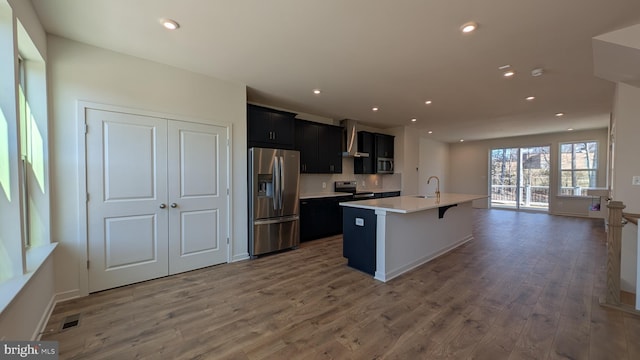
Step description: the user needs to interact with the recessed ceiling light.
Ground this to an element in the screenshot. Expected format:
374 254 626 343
411 118 417 122
161 18 180 30
567 128 574 131
425 100 432 105
555 112 565 117
531 68 544 77
459 139 465 142
372 107 379 112
428 131 433 134
503 71 515 77
460 22 478 33
313 89 321 95
498 64 511 70
526 96 536 101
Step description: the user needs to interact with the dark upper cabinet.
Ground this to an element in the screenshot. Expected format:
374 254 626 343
354 131 375 174
247 104 296 149
356 131 394 174
375 133 395 158
295 120 318 172
295 120 342 174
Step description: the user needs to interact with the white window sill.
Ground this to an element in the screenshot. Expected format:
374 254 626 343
556 195 592 199
0 242 57 315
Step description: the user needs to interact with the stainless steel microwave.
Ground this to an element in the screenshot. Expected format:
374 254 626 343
377 157 394 174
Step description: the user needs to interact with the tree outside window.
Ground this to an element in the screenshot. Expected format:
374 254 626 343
560 141 598 196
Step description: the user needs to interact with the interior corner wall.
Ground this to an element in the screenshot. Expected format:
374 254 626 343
388 126 419 195
47 35 248 299
612 82 640 211
612 82 640 294
418 137 449 196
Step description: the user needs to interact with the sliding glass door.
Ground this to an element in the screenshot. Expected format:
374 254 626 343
490 146 550 210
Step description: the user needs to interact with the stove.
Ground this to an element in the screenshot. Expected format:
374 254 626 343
334 181 375 199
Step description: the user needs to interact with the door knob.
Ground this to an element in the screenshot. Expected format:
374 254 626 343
170 203 178 208
159 203 167 209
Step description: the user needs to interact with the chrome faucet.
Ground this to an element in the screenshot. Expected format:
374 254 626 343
427 176 440 201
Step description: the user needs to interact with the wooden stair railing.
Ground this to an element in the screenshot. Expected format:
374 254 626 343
600 201 640 315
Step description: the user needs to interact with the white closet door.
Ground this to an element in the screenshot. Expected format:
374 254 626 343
167 121 228 274
87 109 169 292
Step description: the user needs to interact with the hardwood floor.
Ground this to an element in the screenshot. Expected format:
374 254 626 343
42 209 640 359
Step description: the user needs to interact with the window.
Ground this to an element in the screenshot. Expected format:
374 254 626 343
560 141 598 196
0 5 51 290
18 55 31 249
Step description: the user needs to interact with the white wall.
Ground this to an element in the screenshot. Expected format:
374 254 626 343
418 136 449 196
0 256 55 340
393 126 420 195
448 128 609 214
612 83 640 210
612 82 640 293
47 36 247 299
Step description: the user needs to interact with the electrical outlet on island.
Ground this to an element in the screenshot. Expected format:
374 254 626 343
322 182 326 189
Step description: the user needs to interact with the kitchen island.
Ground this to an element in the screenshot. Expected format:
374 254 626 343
340 194 487 282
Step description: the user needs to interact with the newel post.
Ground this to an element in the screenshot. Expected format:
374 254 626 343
605 201 626 306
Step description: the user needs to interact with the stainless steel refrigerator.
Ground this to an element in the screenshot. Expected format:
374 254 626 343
249 148 300 257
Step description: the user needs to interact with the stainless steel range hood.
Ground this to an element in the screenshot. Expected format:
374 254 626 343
340 119 369 158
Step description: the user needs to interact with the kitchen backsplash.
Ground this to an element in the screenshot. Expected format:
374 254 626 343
300 158 402 194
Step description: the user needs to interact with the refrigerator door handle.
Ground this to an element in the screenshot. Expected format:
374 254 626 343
273 157 279 211
254 215 299 225
279 156 284 210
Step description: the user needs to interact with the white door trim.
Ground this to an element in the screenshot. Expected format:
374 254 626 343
76 100 232 297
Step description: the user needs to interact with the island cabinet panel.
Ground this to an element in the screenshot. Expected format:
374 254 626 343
295 120 342 173
342 207 377 275
247 104 296 149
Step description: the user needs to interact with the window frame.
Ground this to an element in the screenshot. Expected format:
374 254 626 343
558 140 599 197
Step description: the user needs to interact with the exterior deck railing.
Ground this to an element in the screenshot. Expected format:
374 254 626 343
491 185 590 208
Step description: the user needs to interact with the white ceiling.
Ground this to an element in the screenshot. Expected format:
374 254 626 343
31 0 640 142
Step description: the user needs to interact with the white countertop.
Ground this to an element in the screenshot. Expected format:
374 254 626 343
339 193 487 214
300 189 402 200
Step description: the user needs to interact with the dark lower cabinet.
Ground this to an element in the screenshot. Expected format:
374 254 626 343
300 196 352 242
342 207 377 275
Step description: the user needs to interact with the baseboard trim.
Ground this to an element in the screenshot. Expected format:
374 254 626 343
54 289 82 303
232 253 250 262
33 294 56 341
376 235 474 282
